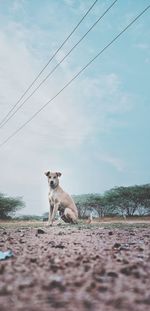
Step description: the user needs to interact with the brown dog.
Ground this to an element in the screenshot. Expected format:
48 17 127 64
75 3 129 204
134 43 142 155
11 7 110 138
45 171 78 226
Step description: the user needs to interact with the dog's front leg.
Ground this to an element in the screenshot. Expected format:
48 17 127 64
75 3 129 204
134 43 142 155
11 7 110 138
48 204 54 226
50 203 59 226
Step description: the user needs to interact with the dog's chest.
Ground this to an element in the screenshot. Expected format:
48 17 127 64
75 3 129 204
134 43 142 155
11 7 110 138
49 190 58 205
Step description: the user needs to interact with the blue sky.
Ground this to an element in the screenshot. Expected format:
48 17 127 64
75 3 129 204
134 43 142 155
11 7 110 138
0 0 150 215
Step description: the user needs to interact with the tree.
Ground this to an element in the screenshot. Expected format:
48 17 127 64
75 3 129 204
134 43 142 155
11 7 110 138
0 193 25 219
85 194 105 218
73 194 100 218
102 191 120 216
134 184 150 215
73 194 107 218
103 184 150 216
73 194 91 218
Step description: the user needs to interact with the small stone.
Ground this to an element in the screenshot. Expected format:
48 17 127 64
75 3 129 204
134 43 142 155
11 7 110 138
107 271 118 278
0 264 5 274
120 264 138 276
18 278 34 289
113 243 121 249
0 283 8 295
36 228 46 234
19 239 26 244
120 244 129 251
84 264 91 272
30 257 37 263
43 275 65 291
97 285 108 292
83 299 94 310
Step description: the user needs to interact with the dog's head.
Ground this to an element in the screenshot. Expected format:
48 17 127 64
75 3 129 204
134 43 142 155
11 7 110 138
44 171 62 189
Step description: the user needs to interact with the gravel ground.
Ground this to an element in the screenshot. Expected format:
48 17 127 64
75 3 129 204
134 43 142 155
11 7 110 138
0 223 150 311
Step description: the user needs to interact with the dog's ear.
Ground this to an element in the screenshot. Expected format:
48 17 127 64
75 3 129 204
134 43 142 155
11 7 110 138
56 172 62 177
45 171 50 177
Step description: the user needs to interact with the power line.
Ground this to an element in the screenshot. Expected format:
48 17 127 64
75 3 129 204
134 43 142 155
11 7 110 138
0 4 149 149
0 0 118 129
0 0 98 127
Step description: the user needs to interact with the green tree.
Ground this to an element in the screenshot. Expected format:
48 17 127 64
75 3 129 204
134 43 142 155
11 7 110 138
73 194 91 218
0 193 25 219
103 184 150 216
102 191 119 216
84 194 105 218
73 194 107 218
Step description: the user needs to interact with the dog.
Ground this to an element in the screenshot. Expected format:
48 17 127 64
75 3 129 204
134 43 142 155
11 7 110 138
45 171 78 226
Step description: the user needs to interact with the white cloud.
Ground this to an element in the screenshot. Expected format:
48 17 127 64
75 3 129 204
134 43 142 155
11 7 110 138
64 0 75 6
135 43 149 50
11 0 25 13
145 57 150 64
96 153 126 172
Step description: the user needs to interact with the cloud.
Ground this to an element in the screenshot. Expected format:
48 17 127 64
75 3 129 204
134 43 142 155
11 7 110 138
64 0 75 6
145 57 150 64
11 0 25 13
96 153 126 172
135 43 149 50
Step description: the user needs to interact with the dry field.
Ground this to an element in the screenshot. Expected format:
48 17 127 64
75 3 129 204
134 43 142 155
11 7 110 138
0 220 150 311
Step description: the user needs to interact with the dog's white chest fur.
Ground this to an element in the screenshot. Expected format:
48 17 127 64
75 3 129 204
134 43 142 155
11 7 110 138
49 189 54 203
49 189 54 200
48 188 60 206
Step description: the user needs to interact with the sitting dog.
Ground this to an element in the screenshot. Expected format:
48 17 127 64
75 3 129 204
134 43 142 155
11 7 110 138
45 171 78 226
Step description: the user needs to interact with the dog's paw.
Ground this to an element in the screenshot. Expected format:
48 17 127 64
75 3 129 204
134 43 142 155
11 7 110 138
46 223 53 227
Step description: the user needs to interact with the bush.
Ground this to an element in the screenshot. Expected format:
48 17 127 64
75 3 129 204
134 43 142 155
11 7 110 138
0 193 25 219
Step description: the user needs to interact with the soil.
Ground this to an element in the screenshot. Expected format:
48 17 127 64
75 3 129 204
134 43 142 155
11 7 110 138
0 222 150 311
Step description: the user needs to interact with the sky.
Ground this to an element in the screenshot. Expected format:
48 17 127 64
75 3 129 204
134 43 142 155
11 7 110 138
0 0 150 215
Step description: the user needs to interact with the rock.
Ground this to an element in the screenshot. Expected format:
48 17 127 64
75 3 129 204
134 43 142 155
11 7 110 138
97 285 108 292
113 243 121 249
49 241 65 249
43 275 65 292
0 283 8 295
0 264 5 274
30 257 37 263
84 264 91 272
120 244 129 251
19 239 26 244
107 271 118 278
2 231 7 235
120 264 138 276
18 278 34 289
83 299 94 310
36 228 46 234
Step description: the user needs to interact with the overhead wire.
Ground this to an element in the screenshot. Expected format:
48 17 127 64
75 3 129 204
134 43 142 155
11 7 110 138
0 4 149 148
0 0 98 127
0 0 118 129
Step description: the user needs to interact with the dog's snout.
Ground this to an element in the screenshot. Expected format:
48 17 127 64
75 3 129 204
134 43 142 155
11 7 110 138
50 180 54 185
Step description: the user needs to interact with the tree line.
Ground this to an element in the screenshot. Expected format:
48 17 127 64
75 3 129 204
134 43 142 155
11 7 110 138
73 184 150 218
0 184 150 220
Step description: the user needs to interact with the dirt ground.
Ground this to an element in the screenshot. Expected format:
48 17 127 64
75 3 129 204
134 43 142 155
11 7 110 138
0 221 150 311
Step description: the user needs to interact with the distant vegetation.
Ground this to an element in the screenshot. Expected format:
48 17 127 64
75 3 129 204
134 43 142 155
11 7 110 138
0 184 150 220
0 193 25 219
73 184 150 218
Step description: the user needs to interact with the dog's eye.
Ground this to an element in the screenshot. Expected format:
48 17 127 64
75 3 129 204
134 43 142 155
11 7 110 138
54 176 56 179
